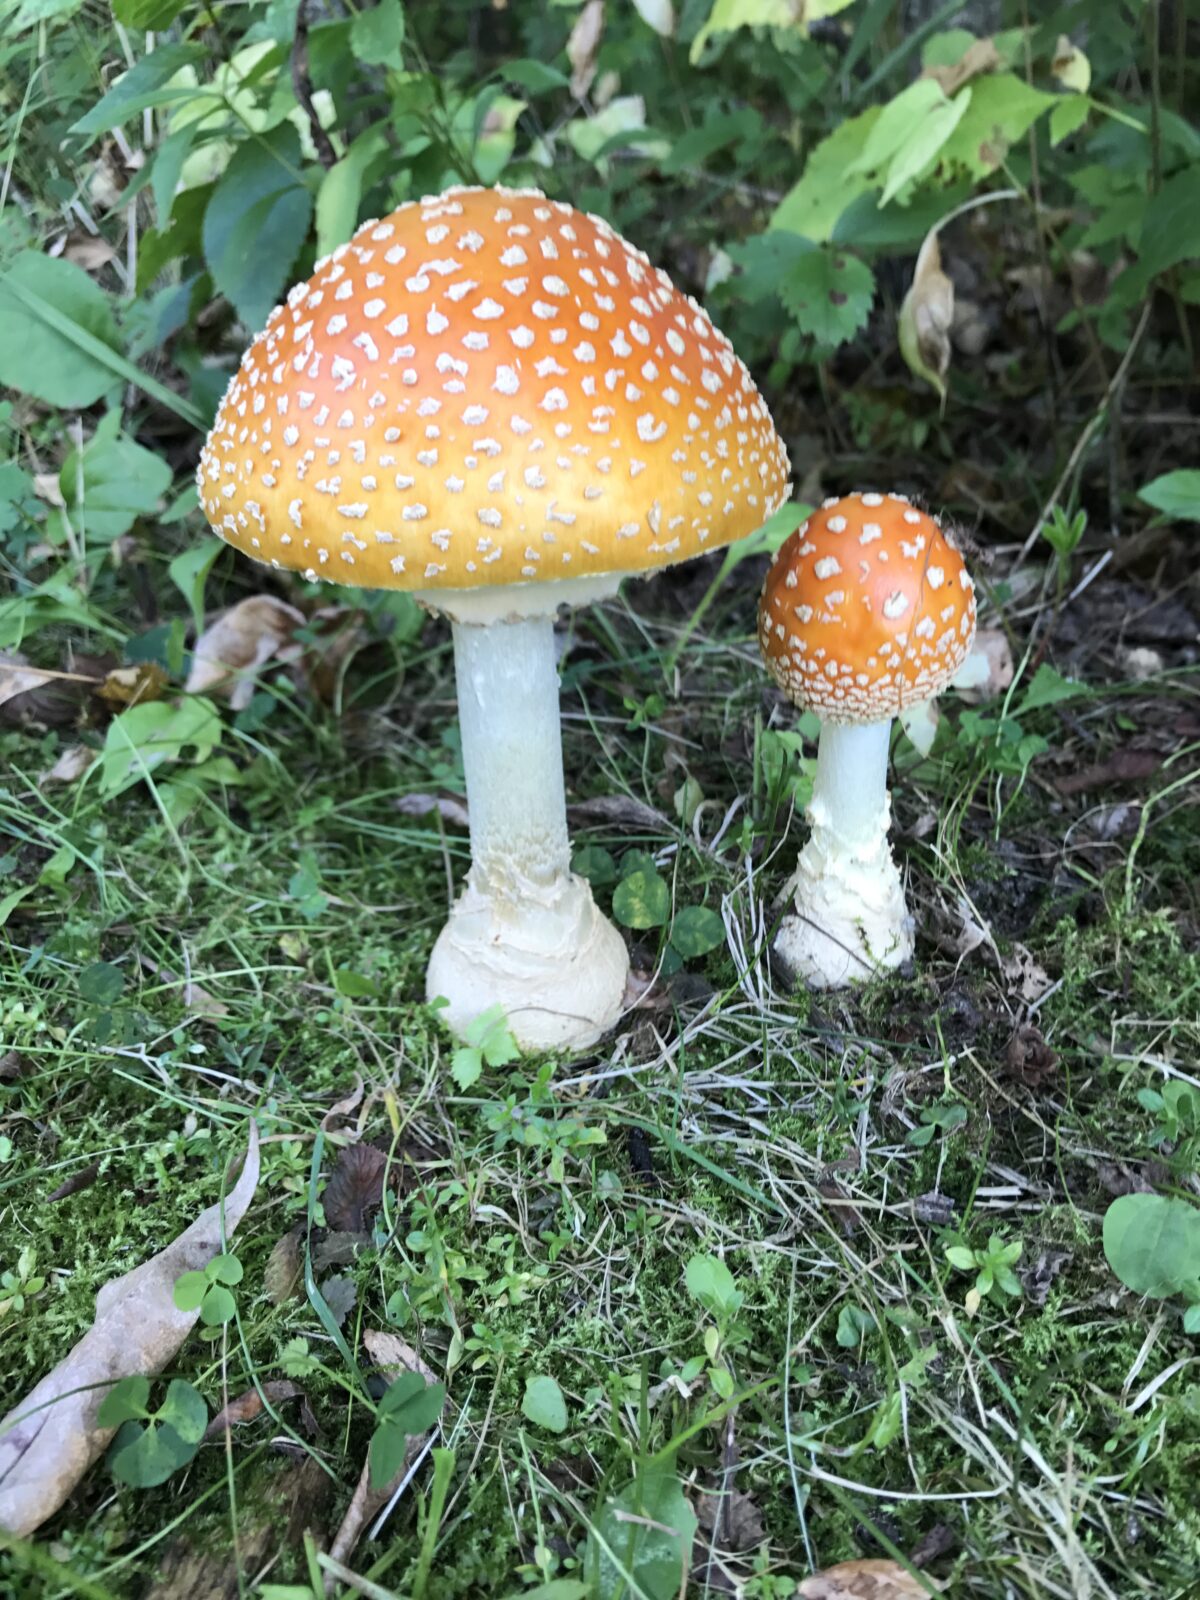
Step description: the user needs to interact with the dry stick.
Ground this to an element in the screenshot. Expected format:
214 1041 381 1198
1014 303 1152 570
292 0 336 171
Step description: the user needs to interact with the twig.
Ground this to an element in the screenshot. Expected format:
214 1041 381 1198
1014 303 1152 568
291 0 336 170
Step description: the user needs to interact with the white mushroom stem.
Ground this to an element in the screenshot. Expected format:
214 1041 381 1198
774 720 914 989
422 587 628 1052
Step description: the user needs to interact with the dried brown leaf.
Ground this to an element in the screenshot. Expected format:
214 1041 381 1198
922 36 1001 95
46 1163 100 1204
393 792 471 828
999 943 1051 1004
318 1274 357 1328
952 628 1014 703
263 1227 303 1306
1004 1023 1057 1088
568 794 670 832
0 1125 260 1536
204 1379 302 1438
96 662 167 707
567 0 605 97
323 1144 386 1233
898 229 954 404
185 595 305 712
41 745 99 785
696 1486 765 1550
312 1231 370 1272
797 1558 938 1597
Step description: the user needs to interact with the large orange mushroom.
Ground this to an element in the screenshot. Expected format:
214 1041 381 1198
198 185 790 1049
758 492 976 987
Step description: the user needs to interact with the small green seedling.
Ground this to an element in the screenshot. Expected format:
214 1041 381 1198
173 1252 243 1326
98 1375 208 1488
1040 504 1087 590
608 851 725 973
1138 1081 1200 1174
368 1370 446 1489
683 1253 746 1398
907 1100 968 1147
450 1003 520 1091
945 1232 1023 1317
0 1247 45 1318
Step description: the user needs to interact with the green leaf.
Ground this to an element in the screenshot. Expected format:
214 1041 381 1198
670 905 725 960
1117 167 1200 302
168 538 225 639
1049 95 1089 146
1104 1194 1200 1298
572 845 618 888
96 1375 152 1428
938 73 1056 179
612 869 670 930
315 127 389 259
777 248 875 347
684 1253 742 1318
200 1284 237 1325
208 1254 244 1286
71 43 204 140
770 106 882 242
847 78 971 205
173 1270 209 1312
522 1374 569 1434
501 59 570 94
157 1379 208 1444
587 1465 697 1600
99 698 223 797
1139 470 1200 523
945 1246 977 1271
109 1416 199 1488
690 0 854 64
835 1304 875 1348
450 1046 484 1092
79 961 125 1006
113 0 190 25
369 1372 445 1489
1017 664 1082 714
202 125 314 332
502 1583 590 1600
54 413 172 544
0 254 121 408
350 0 405 67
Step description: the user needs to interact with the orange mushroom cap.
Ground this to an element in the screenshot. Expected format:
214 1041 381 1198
197 185 790 592
758 492 976 723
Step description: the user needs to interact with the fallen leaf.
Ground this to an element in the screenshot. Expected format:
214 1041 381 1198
96 662 167 707
63 234 118 271
898 697 938 757
326 1332 437 1585
319 1074 366 1134
0 655 65 709
312 1231 371 1272
0 651 110 728
797 1558 938 1597
204 1379 302 1439
898 227 954 405
323 1144 387 1233
301 605 370 705
568 794 671 832
46 1163 100 1204
951 628 1014 702
263 1228 303 1306
816 1173 863 1238
41 745 98 785
1020 1247 1072 1307
1054 749 1162 797
999 943 1051 1003
32 473 65 507
393 791 471 828
922 36 1001 95
138 956 230 1018
319 1274 357 1328
185 595 305 712
1004 1023 1057 1088
0 1124 260 1536
696 1486 765 1550
567 0 605 97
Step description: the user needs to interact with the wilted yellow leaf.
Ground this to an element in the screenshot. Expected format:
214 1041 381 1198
898 226 954 405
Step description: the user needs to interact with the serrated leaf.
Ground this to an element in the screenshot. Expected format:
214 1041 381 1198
202 125 313 332
71 43 203 140
450 1045 484 1091
521 1374 568 1433
323 1143 386 1233
318 1274 357 1328
778 249 875 347
612 868 671 930
0 254 121 409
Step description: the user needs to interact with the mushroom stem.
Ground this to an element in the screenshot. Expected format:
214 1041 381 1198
426 613 629 1051
774 719 914 988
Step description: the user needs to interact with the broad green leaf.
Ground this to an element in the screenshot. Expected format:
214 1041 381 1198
1139 471 1200 522
770 107 881 242
670 905 725 959
168 538 225 638
1017 664 1082 713
849 78 949 181
587 1465 697 1600
202 125 314 331
521 1374 569 1434
7 0 83 26
1049 95 1089 146
450 1045 484 1091
938 73 1056 179
945 1246 977 1271
99 698 223 797
173 1270 209 1312
879 88 971 205
96 1375 152 1428
777 248 875 346
612 868 670 930
369 1372 445 1489
0 254 121 409
53 413 172 545
79 962 125 1005
350 0 405 67
209 1254 244 1286
684 1253 742 1317
315 127 389 258
200 1284 237 1325
503 1584 590 1600
1104 1194 1200 1298
109 1417 199 1487
660 109 761 177
157 1379 208 1444
113 0 189 24
501 59 570 94
71 43 204 140
691 0 853 64
572 845 618 888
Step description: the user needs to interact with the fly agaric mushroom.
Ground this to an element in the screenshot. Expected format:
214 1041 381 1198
758 492 975 988
198 185 790 1050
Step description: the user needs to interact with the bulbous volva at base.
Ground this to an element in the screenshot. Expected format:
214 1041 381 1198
427 870 629 1051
